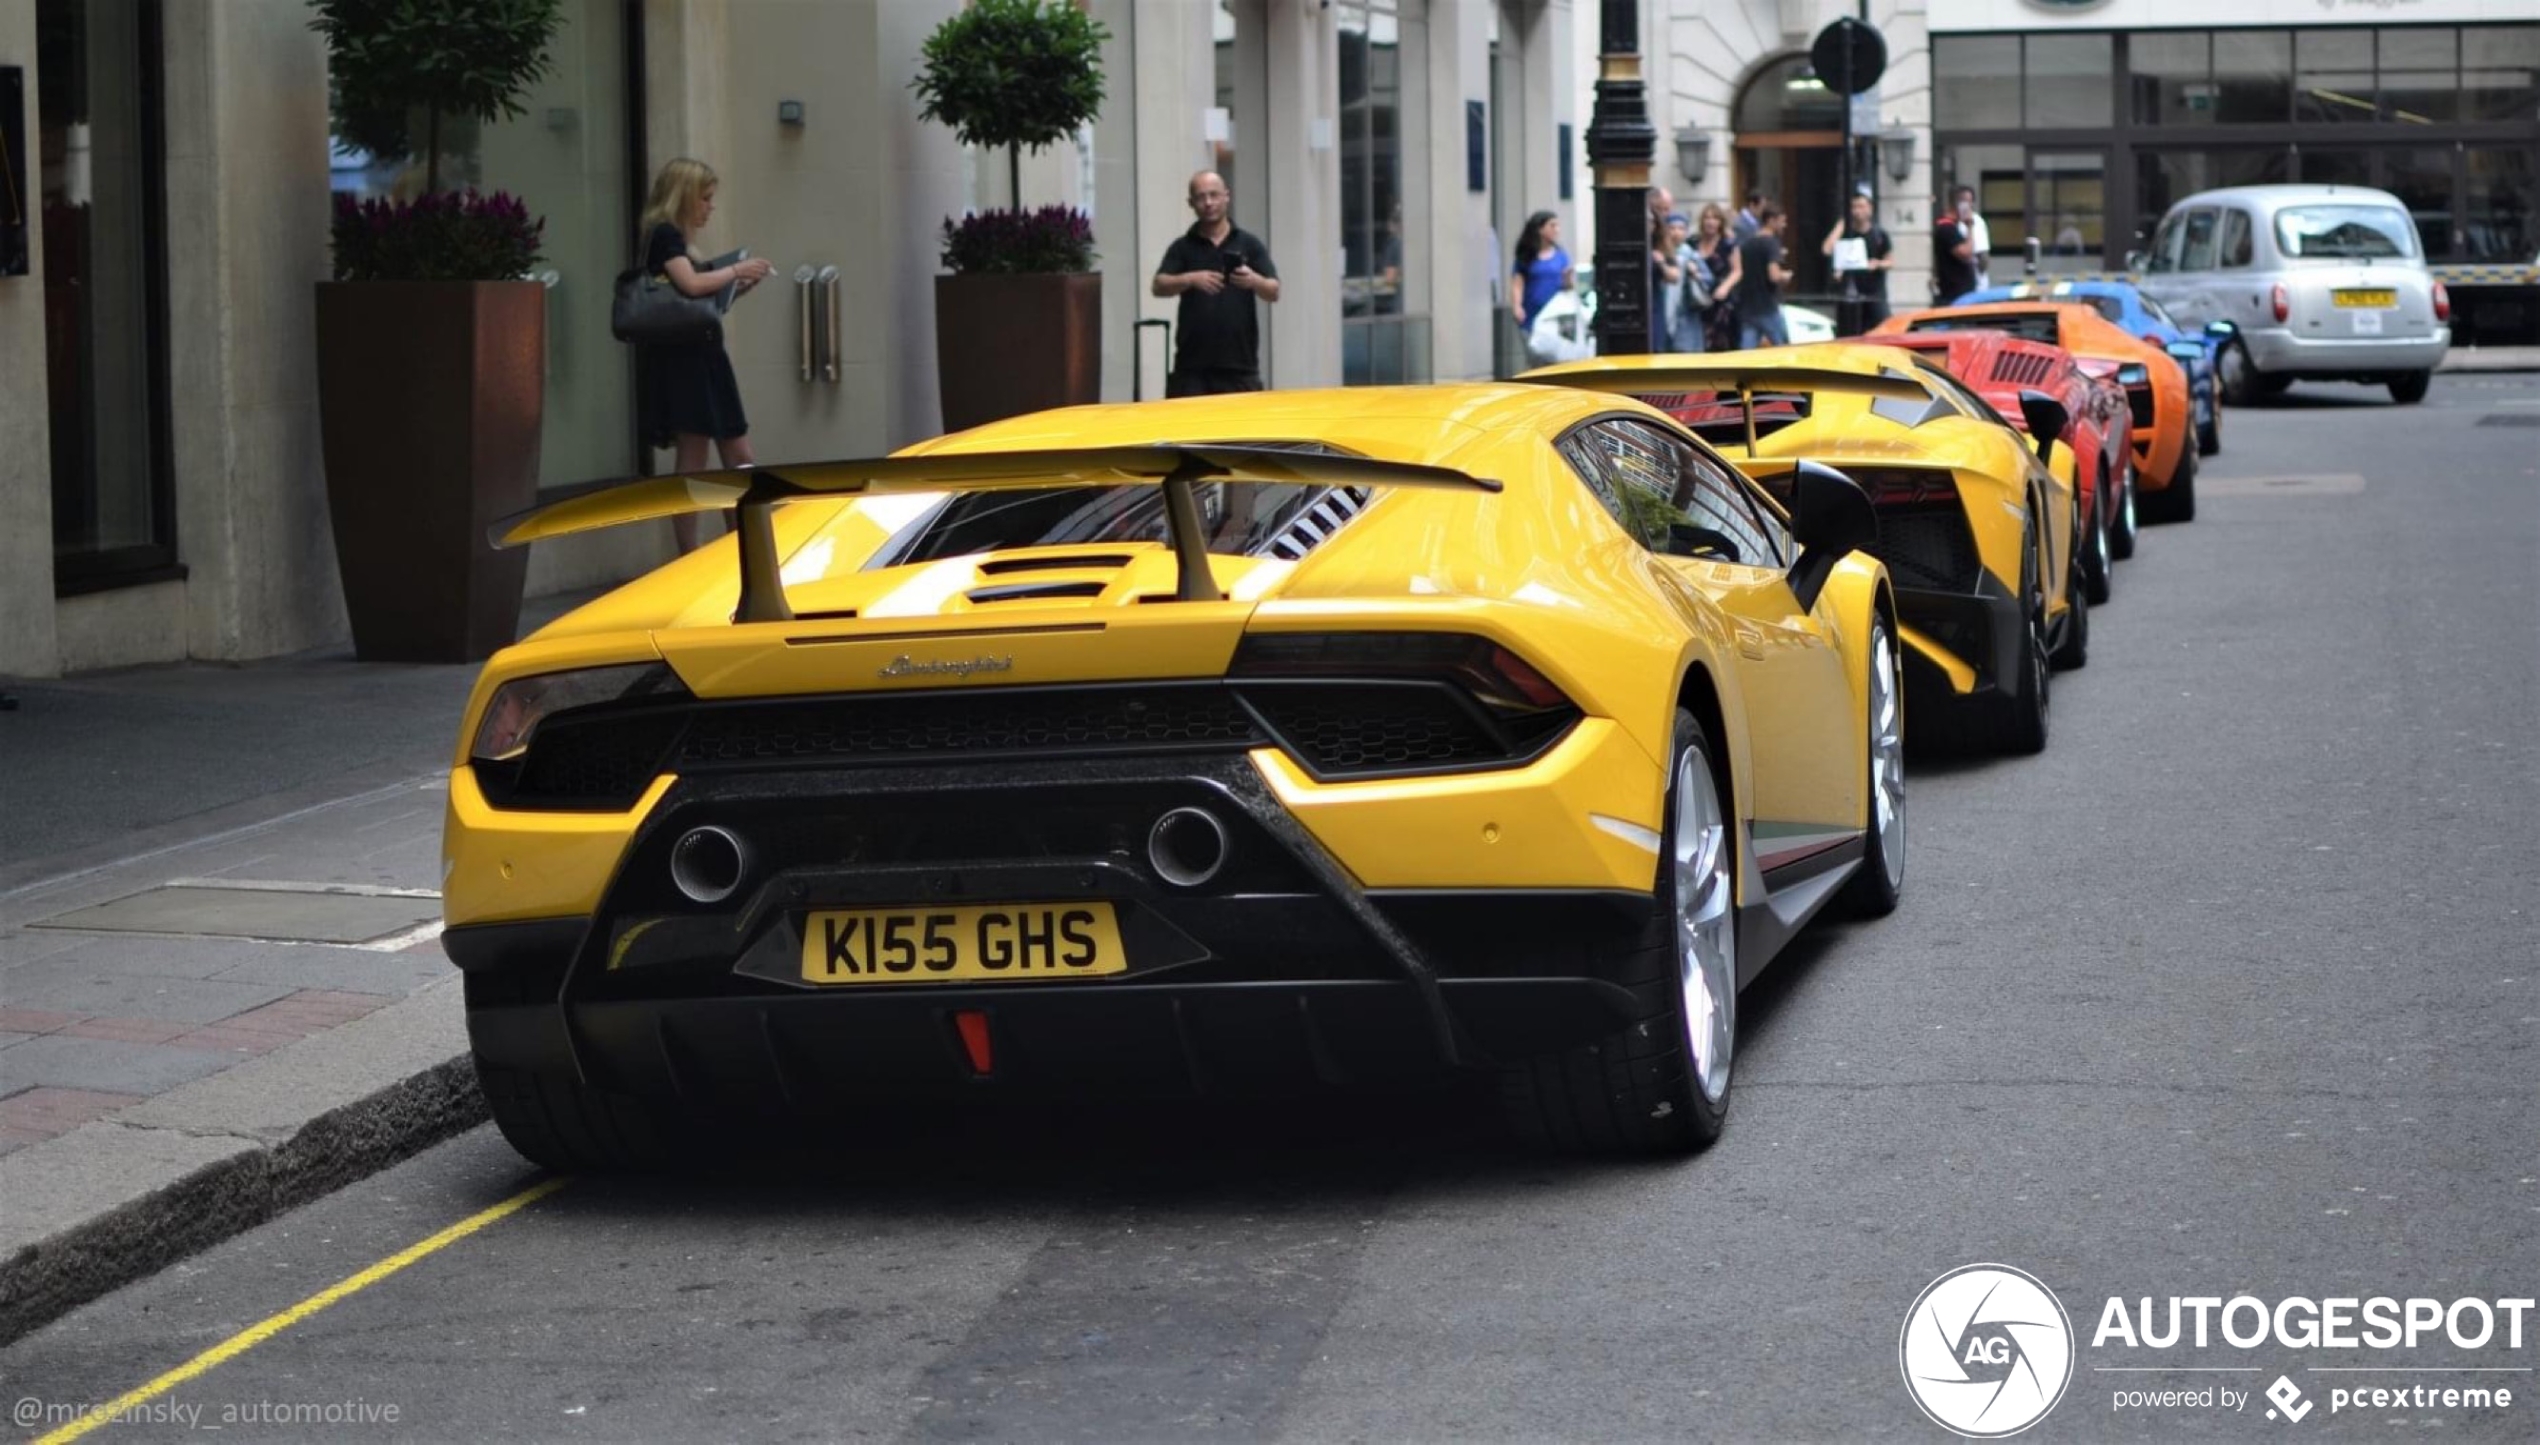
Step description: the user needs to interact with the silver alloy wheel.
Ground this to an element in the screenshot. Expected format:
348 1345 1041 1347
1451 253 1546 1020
1867 623 1906 892
1672 748 1737 1104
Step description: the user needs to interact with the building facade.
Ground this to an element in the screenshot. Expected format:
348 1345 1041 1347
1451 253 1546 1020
1626 0 2533 331
1 0 1577 680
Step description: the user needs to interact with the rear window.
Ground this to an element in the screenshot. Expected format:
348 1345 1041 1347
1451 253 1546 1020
2273 205 2418 260
1906 311 2064 345
871 443 1373 566
1627 389 1813 446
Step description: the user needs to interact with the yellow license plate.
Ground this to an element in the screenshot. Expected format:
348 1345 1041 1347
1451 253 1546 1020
799 902 1126 984
2333 289 2397 308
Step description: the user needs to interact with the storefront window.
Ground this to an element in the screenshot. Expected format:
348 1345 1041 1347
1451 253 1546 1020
326 0 633 490
39 0 173 588
2213 31 2291 125
1934 38 2020 131
2376 28 2455 123
2294 30 2376 125
2026 35 2112 129
1339 0 1428 384
2385 149 2457 255
2459 25 2540 122
2032 152 2106 270
2298 148 2373 188
2463 147 2536 262
2129 31 2208 127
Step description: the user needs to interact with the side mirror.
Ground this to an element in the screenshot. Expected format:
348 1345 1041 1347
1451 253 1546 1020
2016 389 2069 466
1786 459 1877 611
2124 249 2146 273
2204 319 2237 341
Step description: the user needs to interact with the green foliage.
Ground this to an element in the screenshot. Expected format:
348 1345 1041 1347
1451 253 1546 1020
911 0 1110 156
309 0 563 191
940 207 1097 276
330 190 545 283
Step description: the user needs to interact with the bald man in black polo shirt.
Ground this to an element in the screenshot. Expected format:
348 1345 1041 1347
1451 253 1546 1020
1151 170 1281 397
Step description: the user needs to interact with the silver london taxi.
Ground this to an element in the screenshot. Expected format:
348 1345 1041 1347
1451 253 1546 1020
2134 185 2449 407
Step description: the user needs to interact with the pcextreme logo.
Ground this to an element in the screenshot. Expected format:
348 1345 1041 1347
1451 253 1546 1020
1900 1263 2077 1438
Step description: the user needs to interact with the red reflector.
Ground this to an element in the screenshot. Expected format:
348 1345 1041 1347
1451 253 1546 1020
954 1010 994 1074
2433 281 2451 323
2271 284 2290 323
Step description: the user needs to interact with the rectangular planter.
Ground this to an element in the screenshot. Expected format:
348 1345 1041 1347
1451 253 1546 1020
315 280 544 663
935 272 1102 432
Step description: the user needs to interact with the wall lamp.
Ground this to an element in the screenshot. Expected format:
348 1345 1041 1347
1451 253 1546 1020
1675 127 1711 189
1881 129 1915 184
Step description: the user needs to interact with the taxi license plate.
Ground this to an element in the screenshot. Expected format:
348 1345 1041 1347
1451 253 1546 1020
799 902 1126 985
2333 289 2397 309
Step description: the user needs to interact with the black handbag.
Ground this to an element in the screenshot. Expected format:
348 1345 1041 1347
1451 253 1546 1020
611 267 723 346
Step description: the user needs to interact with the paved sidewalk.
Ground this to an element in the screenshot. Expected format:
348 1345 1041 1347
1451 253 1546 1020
0 594 594 1339
2439 345 2540 372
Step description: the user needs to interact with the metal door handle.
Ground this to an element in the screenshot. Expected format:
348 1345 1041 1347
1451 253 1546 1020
817 265 841 383
793 265 817 381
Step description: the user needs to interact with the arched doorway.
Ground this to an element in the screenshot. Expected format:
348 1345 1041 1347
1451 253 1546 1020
1734 55 1844 308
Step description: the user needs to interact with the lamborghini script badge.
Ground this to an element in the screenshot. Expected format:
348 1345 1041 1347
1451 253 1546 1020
878 654 1014 680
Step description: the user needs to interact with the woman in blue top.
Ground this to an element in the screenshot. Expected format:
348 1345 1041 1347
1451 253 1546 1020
1507 211 1571 330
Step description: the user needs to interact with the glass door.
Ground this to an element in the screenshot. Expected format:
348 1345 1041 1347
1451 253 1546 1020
40 0 175 591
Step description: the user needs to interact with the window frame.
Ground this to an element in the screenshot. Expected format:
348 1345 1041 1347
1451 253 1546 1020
47 0 183 597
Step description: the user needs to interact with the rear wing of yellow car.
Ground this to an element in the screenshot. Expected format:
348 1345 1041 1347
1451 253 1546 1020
488 444 1503 623
1520 365 1933 455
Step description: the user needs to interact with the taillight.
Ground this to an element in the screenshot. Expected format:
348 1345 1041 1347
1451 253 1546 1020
1231 631 1572 718
2433 281 2451 323
2271 284 2290 323
2141 332 2163 347
1843 468 1962 507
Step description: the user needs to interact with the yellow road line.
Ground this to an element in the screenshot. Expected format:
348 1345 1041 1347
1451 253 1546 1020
31 1176 571 1445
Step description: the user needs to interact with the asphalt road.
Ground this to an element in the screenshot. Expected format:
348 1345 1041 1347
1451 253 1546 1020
6 376 2537 1442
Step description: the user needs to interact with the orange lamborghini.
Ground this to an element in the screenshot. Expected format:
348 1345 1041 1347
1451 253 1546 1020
1874 302 2200 523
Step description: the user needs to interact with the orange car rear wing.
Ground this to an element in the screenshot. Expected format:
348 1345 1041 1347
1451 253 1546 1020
1522 365 1931 454
488 444 1502 623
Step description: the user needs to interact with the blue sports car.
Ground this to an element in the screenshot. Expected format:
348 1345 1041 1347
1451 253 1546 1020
1957 280 2226 457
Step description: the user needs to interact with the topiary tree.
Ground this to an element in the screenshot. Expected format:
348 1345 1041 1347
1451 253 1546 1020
912 0 1110 215
309 0 564 195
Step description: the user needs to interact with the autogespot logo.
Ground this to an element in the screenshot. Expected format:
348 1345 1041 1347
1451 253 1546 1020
1901 1263 2077 1438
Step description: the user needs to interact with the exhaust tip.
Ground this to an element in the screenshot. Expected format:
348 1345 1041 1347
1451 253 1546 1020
1148 807 1229 888
669 825 747 905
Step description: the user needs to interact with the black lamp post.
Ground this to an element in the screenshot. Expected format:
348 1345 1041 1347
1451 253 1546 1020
1585 0 1656 357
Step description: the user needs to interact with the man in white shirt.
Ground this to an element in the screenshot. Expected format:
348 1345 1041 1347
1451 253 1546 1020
1961 187 1993 285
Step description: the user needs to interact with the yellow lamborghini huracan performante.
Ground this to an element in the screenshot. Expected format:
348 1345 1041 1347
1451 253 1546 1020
1525 345 2086 754
444 385 1905 1165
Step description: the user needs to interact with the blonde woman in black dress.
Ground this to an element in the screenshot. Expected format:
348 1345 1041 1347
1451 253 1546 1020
636 158 774 551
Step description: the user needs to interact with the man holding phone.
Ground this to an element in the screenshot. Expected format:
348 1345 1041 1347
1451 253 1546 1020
1152 170 1281 396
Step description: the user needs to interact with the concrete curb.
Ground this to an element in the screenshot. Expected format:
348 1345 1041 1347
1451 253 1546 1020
2438 348 2540 373
0 1057 483 1345
0 980 483 1345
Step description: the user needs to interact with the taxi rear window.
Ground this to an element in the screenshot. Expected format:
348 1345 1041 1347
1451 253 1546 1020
2274 205 2417 260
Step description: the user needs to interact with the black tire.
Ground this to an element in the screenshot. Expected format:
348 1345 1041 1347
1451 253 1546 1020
2051 557 2090 672
476 1058 696 1172
2107 459 2139 561
1835 612 1905 920
2217 339 2265 407
1500 707 1733 1155
2081 473 2113 605
2196 395 2221 457
2257 373 2292 397
2388 370 2431 405
2141 444 2197 525
1983 528 2051 755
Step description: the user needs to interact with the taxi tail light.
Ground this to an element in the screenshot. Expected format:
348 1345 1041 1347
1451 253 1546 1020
1230 631 1573 718
2433 281 2451 323
2271 284 2290 323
